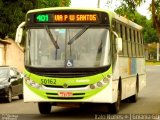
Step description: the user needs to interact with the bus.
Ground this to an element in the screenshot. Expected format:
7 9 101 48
15 7 146 114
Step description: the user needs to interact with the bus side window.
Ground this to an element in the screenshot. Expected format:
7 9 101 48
117 22 122 55
128 28 132 57
135 30 139 57
112 20 117 56
131 29 136 57
123 25 128 56
136 31 140 57
137 31 141 57
139 32 144 57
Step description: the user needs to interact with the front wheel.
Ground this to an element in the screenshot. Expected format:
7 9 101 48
38 102 51 114
6 88 12 103
109 89 121 114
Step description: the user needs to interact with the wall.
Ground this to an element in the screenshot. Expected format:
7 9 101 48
5 39 24 72
0 43 5 65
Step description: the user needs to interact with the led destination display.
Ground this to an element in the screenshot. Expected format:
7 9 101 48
53 14 97 22
35 13 98 23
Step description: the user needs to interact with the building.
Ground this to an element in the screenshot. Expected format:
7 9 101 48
0 38 24 72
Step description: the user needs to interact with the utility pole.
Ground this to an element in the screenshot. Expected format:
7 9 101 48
97 0 100 8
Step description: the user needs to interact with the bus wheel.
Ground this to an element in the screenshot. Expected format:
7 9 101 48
38 102 51 114
129 86 138 103
109 89 121 114
6 88 12 103
18 94 23 99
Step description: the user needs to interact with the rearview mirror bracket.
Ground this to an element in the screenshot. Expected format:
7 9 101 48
112 30 123 53
15 22 25 43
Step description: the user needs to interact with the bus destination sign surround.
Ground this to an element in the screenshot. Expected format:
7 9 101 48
35 13 99 23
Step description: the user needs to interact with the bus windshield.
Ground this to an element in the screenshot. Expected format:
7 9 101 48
25 27 110 68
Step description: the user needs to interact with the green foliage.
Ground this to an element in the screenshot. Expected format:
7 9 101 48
0 0 33 38
35 0 70 8
155 0 160 18
133 13 158 43
0 0 71 39
117 0 143 14
143 19 158 43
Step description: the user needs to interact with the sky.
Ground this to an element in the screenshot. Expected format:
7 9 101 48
70 0 152 19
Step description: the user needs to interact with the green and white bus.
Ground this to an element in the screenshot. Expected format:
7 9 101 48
15 7 146 114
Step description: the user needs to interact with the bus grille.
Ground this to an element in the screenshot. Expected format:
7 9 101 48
39 72 97 78
44 84 88 88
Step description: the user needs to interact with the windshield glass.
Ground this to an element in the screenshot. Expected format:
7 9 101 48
0 68 9 78
25 27 110 68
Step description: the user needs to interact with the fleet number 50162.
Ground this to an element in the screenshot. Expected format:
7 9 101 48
41 79 56 85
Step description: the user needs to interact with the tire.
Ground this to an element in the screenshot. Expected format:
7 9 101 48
109 89 121 114
38 102 51 114
6 88 12 103
18 94 23 99
129 86 138 103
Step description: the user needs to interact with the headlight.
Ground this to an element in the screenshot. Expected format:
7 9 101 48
25 77 42 89
90 84 96 89
89 74 111 89
103 77 110 84
97 81 103 87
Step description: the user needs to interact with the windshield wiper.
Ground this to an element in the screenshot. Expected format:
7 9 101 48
46 28 60 49
67 26 89 45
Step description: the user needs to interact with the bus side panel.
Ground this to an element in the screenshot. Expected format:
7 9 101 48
111 54 119 102
138 74 146 91
114 57 146 100
121 77 136 100
136 58 146 91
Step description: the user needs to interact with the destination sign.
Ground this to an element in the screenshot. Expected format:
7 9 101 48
35 13 99 23
53 14 97 23
27 10 109 26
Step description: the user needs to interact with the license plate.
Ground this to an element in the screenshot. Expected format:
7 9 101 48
58 92 73 97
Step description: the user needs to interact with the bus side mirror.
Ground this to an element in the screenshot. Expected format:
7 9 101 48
15 28 23 43
15 22 25 43
116 37 122 52
112 30 123 53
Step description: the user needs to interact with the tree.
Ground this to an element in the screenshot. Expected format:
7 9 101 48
151 0 160 42
32 0 70 8
0 0 33 39
0 0 71 39
143 19 158 43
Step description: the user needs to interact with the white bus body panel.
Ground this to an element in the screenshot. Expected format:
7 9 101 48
112 56 146 100
23 80 119 103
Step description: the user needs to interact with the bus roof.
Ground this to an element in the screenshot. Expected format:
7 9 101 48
27 7 143 30
112 13 143 30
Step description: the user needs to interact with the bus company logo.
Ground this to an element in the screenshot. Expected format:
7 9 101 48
63 83 68 88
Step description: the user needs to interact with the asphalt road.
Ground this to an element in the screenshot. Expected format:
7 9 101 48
0 66 160 120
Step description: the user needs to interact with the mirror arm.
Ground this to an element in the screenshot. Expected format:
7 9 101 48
112 30 119 38
15 21 25 43
111 30 122 52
